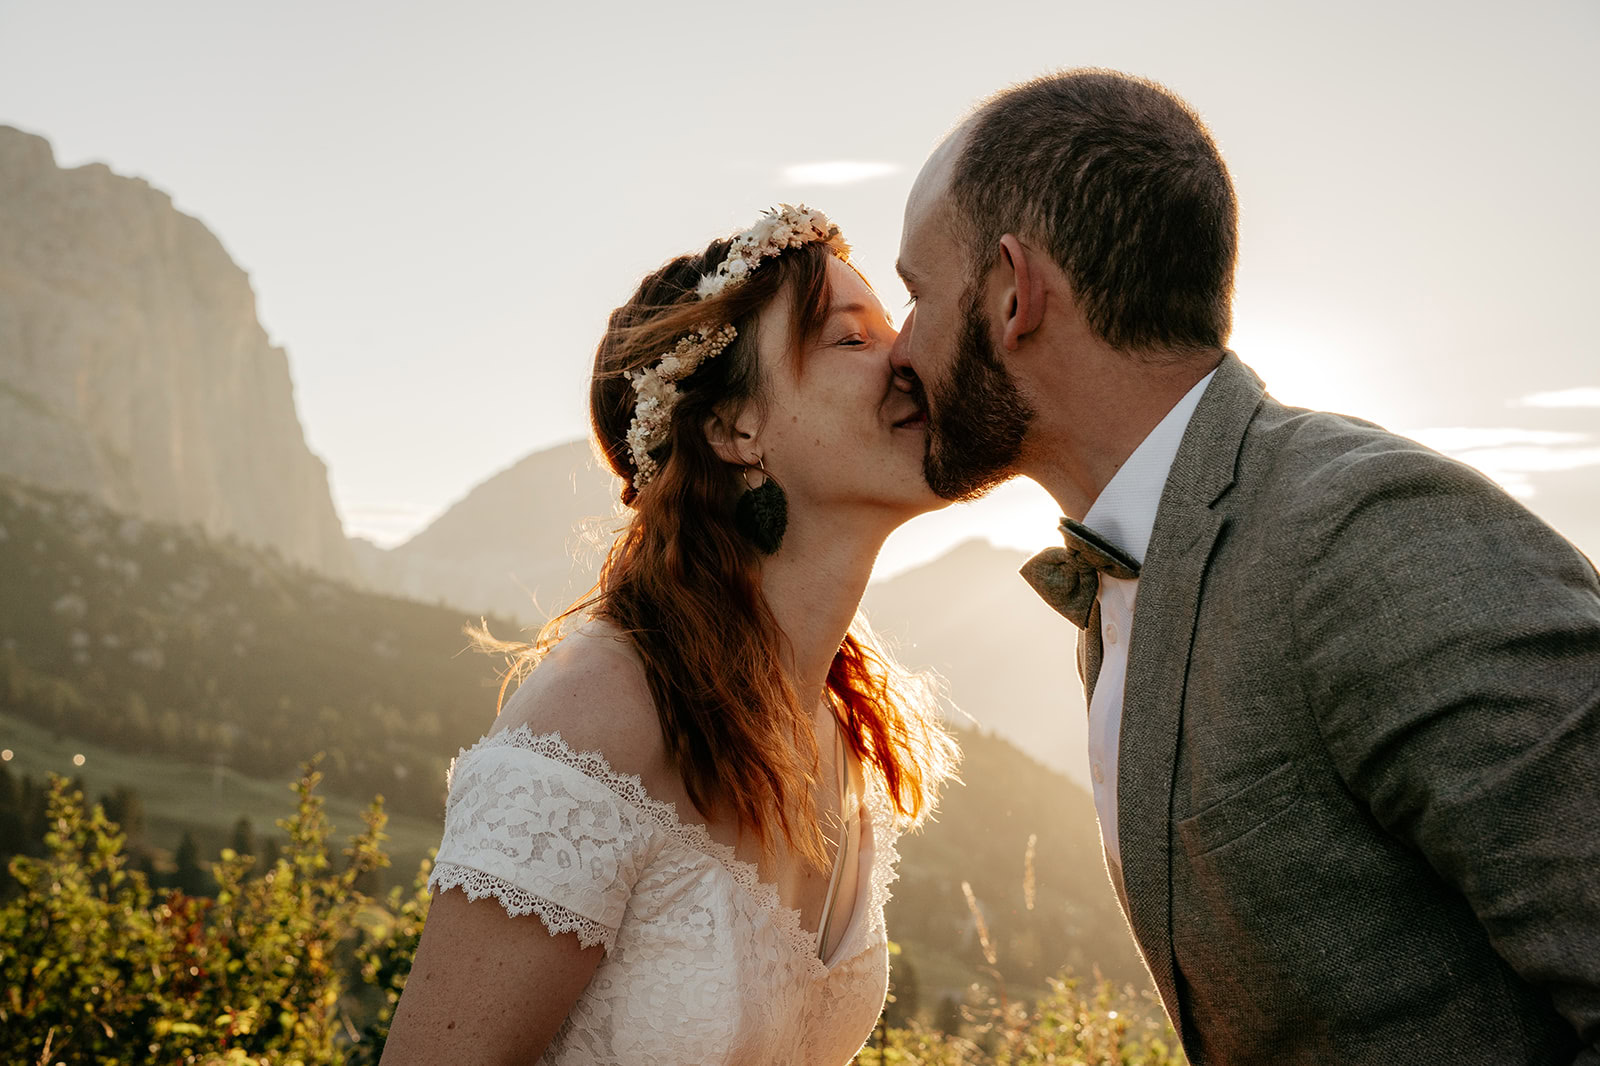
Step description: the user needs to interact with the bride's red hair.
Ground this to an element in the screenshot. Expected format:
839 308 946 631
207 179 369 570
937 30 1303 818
473 237 958 868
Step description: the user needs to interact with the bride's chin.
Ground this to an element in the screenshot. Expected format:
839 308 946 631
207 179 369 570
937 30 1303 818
911 489 953 518
886 482 951 519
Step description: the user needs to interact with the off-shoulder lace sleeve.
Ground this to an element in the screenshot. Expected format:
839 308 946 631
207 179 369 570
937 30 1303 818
427 727 658 952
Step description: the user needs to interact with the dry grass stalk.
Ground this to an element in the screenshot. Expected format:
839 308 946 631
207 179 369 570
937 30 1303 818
1022 832 1037 912
961 880 998 967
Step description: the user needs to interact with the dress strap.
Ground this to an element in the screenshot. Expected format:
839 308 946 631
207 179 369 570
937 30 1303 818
815 724 861 959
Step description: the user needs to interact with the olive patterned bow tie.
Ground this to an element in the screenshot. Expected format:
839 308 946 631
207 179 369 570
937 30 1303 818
1019 518 1142 629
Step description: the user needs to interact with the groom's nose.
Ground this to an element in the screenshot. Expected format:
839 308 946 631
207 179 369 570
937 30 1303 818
890 362 918 394
888 327 917 391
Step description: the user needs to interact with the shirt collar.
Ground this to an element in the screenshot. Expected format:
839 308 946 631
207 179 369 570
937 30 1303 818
1080 369 1217 566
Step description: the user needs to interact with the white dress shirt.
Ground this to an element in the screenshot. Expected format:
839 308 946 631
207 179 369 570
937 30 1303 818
1081 369 1216 886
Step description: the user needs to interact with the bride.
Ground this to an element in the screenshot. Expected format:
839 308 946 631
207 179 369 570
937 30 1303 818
380 206 960 1064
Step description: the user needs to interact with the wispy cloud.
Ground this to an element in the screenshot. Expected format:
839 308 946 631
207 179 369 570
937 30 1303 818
1408 427 1600 499
780 161 900 186
1408 428 1588 452
1517 386 1600 409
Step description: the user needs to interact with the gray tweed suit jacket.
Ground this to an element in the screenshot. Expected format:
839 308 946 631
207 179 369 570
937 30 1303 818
1030 353 1600 1064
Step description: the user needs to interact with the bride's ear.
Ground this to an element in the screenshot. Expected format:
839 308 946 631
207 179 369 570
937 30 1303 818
702 408 758 468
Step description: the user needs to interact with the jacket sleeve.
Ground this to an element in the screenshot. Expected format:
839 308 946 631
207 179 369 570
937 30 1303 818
1290 441 1600 1055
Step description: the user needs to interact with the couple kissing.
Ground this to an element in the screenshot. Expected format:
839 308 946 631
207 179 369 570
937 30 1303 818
381 68 1600 1066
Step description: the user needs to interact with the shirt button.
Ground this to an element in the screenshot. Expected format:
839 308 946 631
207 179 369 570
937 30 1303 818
1105 621 1120 645
1092 763 1105 784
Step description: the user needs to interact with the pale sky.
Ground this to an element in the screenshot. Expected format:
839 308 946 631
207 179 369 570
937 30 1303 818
3 0 1596 575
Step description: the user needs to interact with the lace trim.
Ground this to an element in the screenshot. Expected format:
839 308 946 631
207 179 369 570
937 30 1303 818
429 860 616 951
862 778 902 945
456 724 901 977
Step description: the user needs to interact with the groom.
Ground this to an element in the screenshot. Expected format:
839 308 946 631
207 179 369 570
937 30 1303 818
890 69 1600 1063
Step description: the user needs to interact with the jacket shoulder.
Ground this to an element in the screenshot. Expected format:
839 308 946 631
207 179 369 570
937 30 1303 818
1243 401 1508 515
1237 398 1597 582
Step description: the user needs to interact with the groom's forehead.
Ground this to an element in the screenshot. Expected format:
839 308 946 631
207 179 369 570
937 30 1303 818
902 131 968 273
907 131 964 220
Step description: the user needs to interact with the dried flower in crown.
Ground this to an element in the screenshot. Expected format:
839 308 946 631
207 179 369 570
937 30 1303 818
625 205 850 488
695 204 851 300
625 324 737 487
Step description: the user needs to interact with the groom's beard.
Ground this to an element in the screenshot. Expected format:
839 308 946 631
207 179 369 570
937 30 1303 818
923 290 1036 502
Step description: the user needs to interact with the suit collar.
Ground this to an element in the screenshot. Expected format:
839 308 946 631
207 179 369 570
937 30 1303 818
1163 350 1265 511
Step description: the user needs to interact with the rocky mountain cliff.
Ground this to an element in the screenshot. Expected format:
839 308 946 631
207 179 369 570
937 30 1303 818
0 125 353 579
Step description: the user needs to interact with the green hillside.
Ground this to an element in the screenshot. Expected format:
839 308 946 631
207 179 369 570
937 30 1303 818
0 474 514 820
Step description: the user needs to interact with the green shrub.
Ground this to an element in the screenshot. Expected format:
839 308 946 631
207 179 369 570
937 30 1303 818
0 765 426 1065
859 975 1184 1064
0 770 1176 1065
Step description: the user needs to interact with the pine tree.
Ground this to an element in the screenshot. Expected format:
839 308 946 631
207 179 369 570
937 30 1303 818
99 785 146 844
0 764 23 868
0 761 17 811
14 773 49 861
935 993 964 1037
230 815 257 867
261 835 283 872
173 829 207 896
886 945 922 1027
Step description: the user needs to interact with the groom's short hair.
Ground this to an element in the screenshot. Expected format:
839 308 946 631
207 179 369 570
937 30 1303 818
951 69 1237 357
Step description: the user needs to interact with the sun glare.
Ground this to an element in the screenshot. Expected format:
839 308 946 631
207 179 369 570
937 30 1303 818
1226 318 1383 420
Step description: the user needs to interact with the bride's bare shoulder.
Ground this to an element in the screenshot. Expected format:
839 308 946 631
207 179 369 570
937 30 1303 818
486 617 665 778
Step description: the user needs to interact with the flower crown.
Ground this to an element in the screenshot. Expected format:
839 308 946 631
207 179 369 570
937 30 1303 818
625 204 851 488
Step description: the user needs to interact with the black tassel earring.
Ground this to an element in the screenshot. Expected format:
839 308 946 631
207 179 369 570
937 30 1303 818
734 458 787 554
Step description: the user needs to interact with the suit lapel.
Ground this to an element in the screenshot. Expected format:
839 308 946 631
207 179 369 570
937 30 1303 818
1117 498 1223 1030
1114 353 1265 1035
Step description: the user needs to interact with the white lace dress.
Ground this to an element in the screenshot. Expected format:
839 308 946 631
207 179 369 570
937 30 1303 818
426 725 903 1065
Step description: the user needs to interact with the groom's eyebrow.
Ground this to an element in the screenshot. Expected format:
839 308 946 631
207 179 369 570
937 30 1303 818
895 260 919 289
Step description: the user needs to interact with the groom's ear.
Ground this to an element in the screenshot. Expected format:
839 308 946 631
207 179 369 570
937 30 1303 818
702 408 757 468
998 234 1046 352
